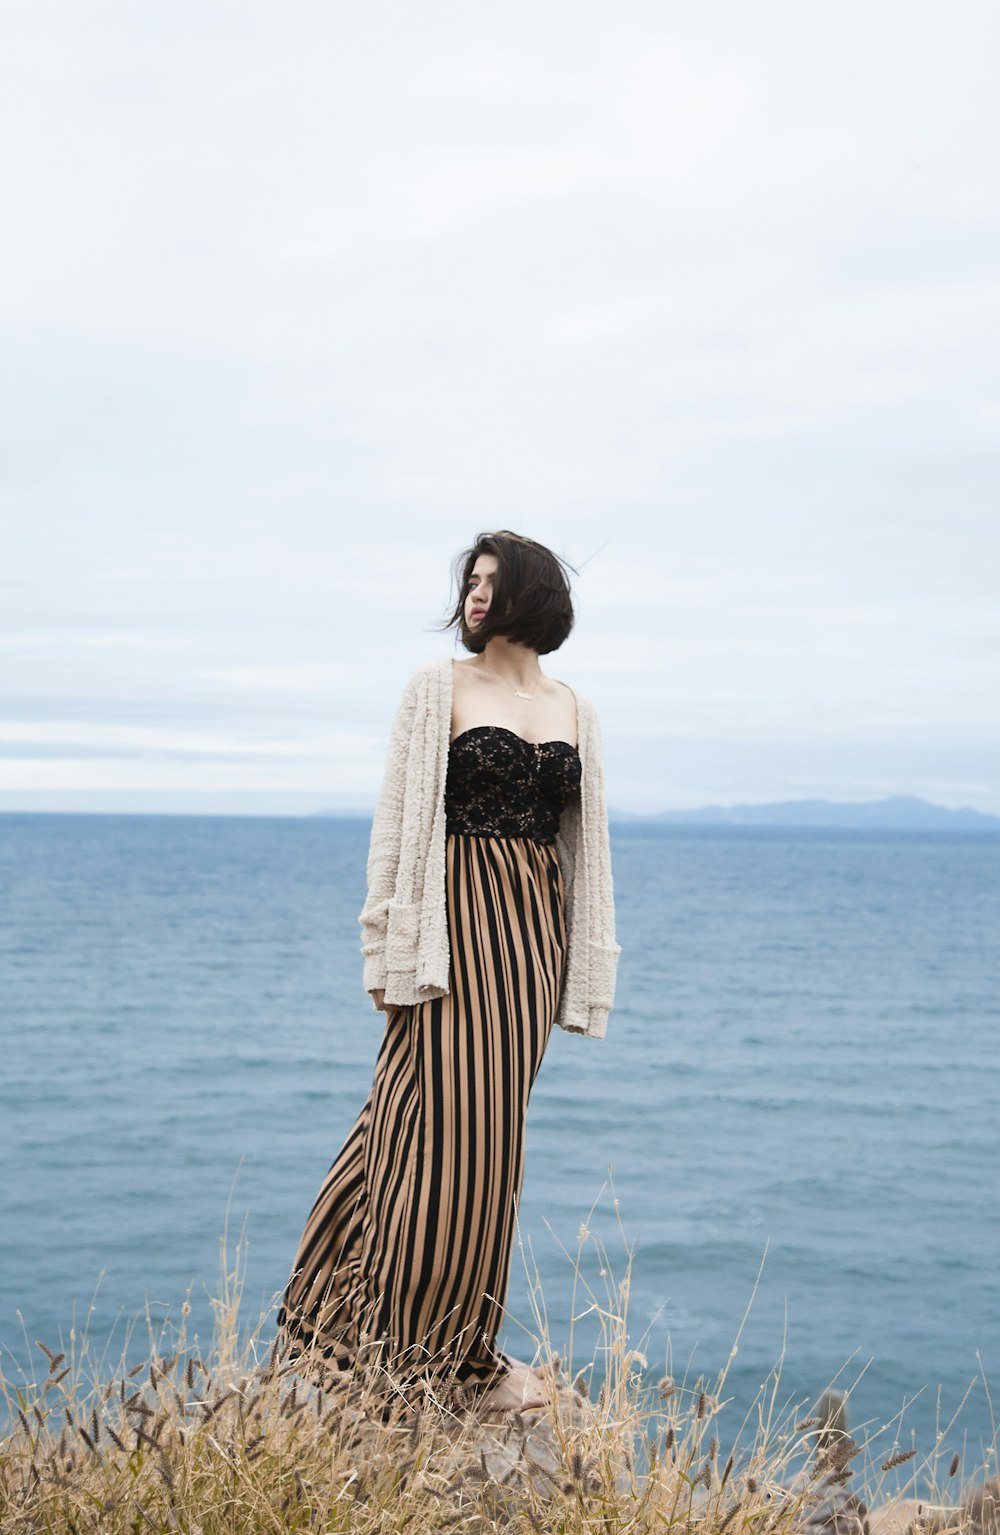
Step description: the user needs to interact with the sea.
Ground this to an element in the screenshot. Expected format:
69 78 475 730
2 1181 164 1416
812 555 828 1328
1 812 998 1476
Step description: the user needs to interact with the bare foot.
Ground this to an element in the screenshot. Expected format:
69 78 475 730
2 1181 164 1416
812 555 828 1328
502 1351 551 1381
480 1356 550 1412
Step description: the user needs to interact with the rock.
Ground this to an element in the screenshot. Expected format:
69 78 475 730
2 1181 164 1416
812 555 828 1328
960 1479 1000 1535
276 1351 628 1526
869 1502 961 1535
438 1374 628 1522
871 1475 1000 1535
775 1389 870 1535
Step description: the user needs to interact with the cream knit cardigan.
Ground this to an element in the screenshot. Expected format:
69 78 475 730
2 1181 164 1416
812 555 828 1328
358 656 620 1040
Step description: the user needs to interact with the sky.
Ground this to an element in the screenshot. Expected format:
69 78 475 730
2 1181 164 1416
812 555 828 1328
1 1 998 816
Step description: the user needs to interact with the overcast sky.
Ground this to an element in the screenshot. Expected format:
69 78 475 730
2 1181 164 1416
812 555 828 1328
2 1 997 816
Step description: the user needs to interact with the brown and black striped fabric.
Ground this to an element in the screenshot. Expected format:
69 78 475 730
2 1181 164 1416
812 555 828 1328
276 826 570 1393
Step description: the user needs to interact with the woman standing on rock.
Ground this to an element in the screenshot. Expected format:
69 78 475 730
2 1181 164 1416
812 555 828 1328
277 530 620 1411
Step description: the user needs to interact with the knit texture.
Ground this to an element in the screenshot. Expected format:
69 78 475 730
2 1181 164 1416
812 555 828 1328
358 657 620 1039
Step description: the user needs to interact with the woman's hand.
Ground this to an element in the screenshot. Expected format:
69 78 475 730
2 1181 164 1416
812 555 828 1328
369 988 389 1013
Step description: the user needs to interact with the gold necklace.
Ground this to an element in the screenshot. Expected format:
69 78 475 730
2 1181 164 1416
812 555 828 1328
479 656 542 700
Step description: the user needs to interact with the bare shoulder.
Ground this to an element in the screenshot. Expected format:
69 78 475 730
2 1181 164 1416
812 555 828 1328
552 674 597 728
451 656 479 690
538 673 580 746
548 673 586 707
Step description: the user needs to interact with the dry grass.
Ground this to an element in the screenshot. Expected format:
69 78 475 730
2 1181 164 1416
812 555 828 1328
1 1207 995 1535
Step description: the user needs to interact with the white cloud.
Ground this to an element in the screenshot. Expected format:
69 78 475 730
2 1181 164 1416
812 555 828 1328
0 719 376 761
204 665 354 692
0 756 376 795
0 632 196 651
1 0 997 812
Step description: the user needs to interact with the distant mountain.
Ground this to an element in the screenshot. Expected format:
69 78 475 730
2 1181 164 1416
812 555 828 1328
610 794 1000 830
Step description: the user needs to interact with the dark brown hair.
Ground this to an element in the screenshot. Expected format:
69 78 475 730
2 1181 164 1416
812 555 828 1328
441 530 576 655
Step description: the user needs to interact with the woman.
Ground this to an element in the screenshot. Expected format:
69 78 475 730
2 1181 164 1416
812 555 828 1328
276 530 620 1411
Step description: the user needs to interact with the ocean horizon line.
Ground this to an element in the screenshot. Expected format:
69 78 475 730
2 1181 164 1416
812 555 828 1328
1 791 999 830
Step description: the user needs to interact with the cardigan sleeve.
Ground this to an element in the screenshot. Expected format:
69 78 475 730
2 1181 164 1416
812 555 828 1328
582 703 621 1036
358 670 420 999
554 692 621 1038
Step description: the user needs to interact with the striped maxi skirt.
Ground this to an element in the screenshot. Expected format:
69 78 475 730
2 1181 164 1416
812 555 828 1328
276 830 568 1395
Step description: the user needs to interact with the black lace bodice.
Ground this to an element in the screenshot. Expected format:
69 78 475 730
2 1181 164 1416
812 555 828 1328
445 725 582 843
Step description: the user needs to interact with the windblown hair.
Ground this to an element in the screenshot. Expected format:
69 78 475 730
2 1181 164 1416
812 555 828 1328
441 531 576 655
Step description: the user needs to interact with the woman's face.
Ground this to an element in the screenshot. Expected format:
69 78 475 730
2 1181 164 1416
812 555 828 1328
464 552 498 633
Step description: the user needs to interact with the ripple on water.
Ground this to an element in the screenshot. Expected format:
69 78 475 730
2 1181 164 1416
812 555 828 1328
2 815 998 1457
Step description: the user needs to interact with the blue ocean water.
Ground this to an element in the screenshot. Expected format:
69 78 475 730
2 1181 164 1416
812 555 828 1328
1 812 997 1469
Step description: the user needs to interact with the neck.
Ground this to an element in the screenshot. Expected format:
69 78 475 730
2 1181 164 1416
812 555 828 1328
479 637 542 690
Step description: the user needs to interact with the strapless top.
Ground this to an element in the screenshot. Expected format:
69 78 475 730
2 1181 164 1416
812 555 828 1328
445 725 582 844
